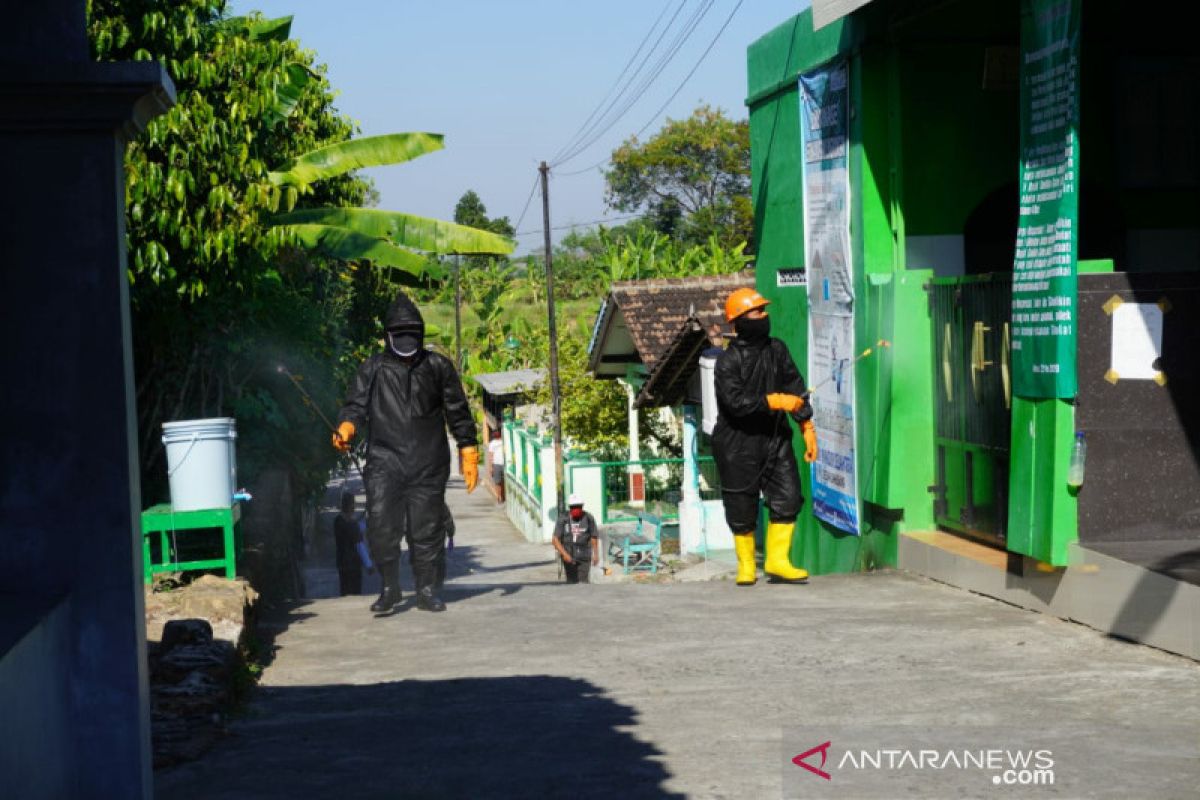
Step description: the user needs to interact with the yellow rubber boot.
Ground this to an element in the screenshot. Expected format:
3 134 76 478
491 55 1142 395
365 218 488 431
764 522 809 583
733 532 757 586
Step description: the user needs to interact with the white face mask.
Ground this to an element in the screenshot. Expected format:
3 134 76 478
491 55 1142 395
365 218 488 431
388 331 421 357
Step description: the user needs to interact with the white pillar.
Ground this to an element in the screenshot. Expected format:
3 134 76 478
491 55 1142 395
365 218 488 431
620 379 645 507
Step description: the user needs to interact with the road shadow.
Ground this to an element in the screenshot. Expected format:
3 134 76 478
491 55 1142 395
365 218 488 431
156 675 683 799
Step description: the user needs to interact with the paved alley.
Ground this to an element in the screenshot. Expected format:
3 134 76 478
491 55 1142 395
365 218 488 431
156 477 1200 799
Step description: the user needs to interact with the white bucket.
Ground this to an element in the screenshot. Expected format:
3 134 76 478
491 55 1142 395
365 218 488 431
162 417 238 511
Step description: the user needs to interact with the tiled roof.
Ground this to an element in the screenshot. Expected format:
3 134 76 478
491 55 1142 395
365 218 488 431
588 271 754 375
635 318 717 408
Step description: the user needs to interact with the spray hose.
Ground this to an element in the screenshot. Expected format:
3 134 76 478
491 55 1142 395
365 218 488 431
276 364 366 478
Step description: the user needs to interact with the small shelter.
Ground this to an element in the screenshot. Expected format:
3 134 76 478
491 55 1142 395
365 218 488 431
471 368 545 440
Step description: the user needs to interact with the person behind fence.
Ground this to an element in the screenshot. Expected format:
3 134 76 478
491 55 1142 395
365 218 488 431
552 494 599 584
488 430 505 502
332 290 479 615
334 492 366 596
713 288 819 587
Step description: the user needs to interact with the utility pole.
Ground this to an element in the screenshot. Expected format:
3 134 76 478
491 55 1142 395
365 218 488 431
540 161 565 515
454 254 462 372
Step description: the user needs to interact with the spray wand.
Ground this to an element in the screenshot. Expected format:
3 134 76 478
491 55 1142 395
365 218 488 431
276 364 365 478
805 339 892 395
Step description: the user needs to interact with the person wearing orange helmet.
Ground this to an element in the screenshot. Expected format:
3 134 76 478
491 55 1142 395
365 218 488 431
713 288 819 585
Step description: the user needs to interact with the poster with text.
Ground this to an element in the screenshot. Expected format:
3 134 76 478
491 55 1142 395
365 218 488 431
1012 0 1080 397
800 60 860 535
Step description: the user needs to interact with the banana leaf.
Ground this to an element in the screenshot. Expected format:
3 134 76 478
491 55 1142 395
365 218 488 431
222 15 293 41
271 207 514 255
264 63 315 127
280 224 445 279
269 133 444 187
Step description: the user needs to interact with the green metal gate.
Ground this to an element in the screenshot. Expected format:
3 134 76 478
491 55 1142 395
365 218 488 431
928 274 1013 544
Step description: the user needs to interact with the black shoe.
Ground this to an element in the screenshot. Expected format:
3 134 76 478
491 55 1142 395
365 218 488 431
370 560 403 614
416 587 446 613
370 585 402 613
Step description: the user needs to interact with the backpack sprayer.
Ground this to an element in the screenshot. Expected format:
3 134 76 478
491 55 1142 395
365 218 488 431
276 364 366 479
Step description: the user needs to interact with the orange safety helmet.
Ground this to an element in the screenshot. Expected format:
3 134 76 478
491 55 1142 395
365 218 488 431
724 288 769 323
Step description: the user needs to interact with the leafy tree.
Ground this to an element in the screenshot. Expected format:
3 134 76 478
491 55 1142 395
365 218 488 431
453 190 515 238
90 1 377 499
604 105 752 250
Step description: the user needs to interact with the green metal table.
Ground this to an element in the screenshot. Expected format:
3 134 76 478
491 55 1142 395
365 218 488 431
140 502 241 583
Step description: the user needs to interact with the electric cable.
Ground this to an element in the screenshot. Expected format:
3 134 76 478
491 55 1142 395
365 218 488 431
513 212 642 238
549 0 676 165
512 173 541 234
551 0 715 168
550 0 690 167
628 0 744 140
556 0 745 177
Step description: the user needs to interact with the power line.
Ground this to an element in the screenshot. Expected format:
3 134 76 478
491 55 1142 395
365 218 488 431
551 0 715 168
630 0 745 140
512 173 541 233
514 213 642 237
550 0 688 168
556 0 744 178
549 0 675 166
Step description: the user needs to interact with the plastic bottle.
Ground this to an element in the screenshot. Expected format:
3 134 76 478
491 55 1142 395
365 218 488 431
1067 432 1086 488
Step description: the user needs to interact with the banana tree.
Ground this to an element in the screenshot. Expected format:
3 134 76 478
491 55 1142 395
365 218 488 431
267 133 514 281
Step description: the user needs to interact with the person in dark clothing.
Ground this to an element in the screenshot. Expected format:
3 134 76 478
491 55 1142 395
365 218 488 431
334 492 365 596
551 494 600 584
333 292 479 614
713 288 819 586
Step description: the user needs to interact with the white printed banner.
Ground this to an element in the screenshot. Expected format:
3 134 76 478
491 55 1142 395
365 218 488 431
799 60 860 535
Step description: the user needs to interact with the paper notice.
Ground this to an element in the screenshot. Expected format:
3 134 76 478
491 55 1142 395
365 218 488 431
1110 302 1163 380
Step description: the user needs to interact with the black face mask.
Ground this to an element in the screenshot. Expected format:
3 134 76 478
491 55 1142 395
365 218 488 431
734 315 770 344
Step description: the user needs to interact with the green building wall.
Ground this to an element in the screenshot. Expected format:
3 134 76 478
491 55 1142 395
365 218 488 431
747 10 937 574
746 3 1085 572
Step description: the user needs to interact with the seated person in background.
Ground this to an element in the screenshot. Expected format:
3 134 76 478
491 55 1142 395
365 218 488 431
551 494 599 584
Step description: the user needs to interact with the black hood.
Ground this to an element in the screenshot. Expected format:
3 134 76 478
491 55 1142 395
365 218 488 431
384 292 425 334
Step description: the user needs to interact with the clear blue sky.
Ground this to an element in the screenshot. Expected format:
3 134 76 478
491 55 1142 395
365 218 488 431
229 1 809 251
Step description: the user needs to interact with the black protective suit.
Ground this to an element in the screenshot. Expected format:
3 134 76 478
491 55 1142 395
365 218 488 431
712 336 811 534
337 294 477 597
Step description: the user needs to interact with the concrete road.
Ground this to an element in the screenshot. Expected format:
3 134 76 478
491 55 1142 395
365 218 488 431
156 478 1200 799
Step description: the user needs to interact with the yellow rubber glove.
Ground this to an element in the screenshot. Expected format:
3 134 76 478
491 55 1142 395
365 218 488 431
802 420 818 463
461 446 480 493
766 393 806 414
332 421 355 453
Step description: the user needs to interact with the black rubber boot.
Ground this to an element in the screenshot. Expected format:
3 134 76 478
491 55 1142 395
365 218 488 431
370 559 402 614
434 550 447 591
416 585 445 613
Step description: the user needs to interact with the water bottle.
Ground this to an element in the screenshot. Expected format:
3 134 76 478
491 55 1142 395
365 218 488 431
1067 432 1086 488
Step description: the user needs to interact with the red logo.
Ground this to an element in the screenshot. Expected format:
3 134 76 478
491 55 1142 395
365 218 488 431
793 741 832 780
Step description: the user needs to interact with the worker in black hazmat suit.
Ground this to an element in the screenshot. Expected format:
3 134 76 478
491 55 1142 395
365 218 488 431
713 288 819 586
333 292 479 613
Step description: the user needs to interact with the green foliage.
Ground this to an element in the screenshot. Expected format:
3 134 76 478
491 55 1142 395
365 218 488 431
90 0 381 503
533 324 629 456
269 132 445 187
279 223 436 278
272 207 514 255
605 105 752 251
453 190 516 238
